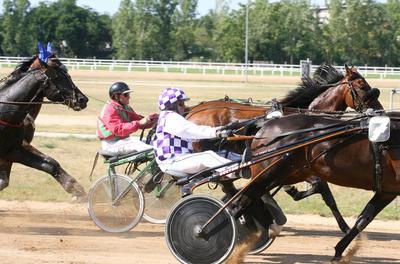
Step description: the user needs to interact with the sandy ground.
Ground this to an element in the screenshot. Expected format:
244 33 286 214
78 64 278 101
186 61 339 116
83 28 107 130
0 200 399 264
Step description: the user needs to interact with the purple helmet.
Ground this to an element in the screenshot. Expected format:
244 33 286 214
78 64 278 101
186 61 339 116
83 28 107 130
158 87 189 110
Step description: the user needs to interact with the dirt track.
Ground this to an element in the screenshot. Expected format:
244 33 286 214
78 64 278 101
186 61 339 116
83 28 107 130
0 200 399 264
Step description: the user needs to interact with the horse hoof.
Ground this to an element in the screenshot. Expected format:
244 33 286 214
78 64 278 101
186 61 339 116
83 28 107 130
72 194 87 203
268 223 283 239
330 256 342 264
0 178 9 191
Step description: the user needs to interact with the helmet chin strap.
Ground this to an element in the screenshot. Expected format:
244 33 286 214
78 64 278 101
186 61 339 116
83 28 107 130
166 102 180 113
111 94 123 104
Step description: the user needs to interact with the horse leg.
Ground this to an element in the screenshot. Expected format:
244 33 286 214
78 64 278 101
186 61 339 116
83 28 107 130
332 193 396 262
284 177 350 233
220 181 238 198
0 161 12 191
7 143 87 201
261 192 287 238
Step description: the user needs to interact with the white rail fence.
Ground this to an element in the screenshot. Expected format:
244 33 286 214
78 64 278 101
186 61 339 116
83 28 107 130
0 56 399 79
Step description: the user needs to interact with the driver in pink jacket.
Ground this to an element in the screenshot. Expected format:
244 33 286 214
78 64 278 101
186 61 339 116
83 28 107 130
97 82 158 155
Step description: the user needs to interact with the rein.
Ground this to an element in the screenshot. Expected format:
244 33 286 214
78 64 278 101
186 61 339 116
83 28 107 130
0 101 64 105
251 114 367 150
0 119 24 128
320 78 366 112
186 104 267 118
0 67 66 128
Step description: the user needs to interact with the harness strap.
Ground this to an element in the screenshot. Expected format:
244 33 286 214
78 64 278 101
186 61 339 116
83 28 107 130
0 119 24 128
370 142 383 193
255 115 366 150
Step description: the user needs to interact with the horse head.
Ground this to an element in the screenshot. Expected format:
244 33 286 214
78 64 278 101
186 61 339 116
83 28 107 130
34 55 88 111
342 64 382 112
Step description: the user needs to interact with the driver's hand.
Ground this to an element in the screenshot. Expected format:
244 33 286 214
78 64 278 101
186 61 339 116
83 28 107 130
139 117 150 126
148 113 159 121
216 129 233 138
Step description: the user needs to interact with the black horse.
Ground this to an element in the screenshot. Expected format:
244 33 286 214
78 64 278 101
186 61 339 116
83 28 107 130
0 55 88 201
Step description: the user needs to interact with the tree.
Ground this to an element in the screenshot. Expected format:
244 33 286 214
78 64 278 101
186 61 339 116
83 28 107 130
0 15 4 55
321 0 348 64
1 0 35 56
153 0 178 60
133 0 159 60
29 0 112 58
279 0 320 64
385 0 400 66
172 0 197 60
246 0 321 64
192 12 217 61
112 0 136 59
213 7 244 62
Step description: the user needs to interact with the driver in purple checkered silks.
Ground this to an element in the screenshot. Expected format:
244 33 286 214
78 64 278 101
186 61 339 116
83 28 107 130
153 87 235 177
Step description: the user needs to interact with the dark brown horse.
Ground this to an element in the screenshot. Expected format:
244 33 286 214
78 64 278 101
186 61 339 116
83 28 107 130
186 64 382 233
247 112 399 261
0 55 88 201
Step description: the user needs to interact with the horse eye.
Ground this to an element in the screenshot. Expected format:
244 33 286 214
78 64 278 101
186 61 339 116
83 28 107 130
60 64 68 72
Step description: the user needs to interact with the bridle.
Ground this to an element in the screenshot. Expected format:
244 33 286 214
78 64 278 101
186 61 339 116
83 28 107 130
319 76 369 113
346 79 366 113
0 62 78 128
41 61 80 108
0 62 78 107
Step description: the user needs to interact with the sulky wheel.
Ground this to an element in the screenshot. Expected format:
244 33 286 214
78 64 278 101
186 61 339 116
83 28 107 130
140 173 181 224
165 195 236 264
88 174 144 233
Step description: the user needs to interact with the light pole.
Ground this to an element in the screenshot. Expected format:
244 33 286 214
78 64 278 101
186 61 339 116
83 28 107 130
244 0 249 82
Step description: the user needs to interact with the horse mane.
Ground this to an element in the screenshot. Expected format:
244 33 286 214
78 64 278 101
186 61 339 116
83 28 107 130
313 64 344 85
1 56 38 88
279 64 344 108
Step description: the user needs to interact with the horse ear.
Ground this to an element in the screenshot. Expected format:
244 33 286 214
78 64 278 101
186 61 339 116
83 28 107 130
47 57 58 67
30 57 43 70
344 64 351 76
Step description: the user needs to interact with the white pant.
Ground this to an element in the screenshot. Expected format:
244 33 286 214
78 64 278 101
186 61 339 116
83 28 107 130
158 150 233 177
101 137 152 155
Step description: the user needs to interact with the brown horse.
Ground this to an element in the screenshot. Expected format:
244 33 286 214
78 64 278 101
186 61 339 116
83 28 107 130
186 64 382 233
247 112 399 261
0 55 88 201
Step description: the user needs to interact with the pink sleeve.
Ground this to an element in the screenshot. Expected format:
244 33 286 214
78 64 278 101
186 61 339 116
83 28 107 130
102 105 140 137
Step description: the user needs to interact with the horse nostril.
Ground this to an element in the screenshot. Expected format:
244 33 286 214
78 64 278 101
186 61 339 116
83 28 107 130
78 97 88 104
364 88 380 102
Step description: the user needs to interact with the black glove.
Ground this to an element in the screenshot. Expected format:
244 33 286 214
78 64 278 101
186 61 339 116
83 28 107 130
216 129 233 138
223 121 241 131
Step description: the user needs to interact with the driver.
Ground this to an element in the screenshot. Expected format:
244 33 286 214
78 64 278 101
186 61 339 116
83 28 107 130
97 82 158 155
153 87 234 177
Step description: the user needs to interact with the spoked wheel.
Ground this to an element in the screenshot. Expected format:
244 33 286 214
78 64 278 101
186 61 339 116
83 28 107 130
236 198 275 254
165 195 236 264
88 174 144 233
139 174 181 224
